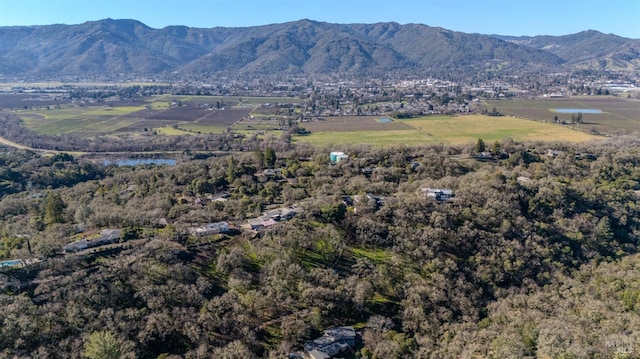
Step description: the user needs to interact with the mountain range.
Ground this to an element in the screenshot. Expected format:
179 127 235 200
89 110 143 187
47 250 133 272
0 18 638 78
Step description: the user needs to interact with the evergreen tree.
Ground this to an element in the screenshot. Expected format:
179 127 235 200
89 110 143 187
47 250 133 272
226 156 238 183
43 191 66 225
476 138 486 153
264 147 277 167
491 140 501 154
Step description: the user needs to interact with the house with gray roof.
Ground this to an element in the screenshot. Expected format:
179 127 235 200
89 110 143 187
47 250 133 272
302 326 357 359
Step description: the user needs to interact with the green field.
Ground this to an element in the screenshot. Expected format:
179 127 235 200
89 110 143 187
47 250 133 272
177 123 229 134
483 96 640 134
20 106 143 135
11 95 620 145
296 115 599 146
13 95 307 138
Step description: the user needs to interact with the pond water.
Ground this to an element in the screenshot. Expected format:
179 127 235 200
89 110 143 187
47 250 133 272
103 158 176 166
0 259 23 268
552 108 603 114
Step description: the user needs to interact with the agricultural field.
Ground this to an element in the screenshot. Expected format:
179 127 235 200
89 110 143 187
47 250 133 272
3 93 618 146
9 95 298 138
20 106 145 136
296 115 600 146
483 96 640 134
0 93 70 109
302 116 413 132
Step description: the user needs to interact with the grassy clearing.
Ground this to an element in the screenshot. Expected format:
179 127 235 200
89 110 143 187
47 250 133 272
25 116 140 136
234 130 284 138
11 95 613 145
297 115 599 146
178 123 228 134
232 122 280 131
21 107 95 120
154 126 193 135
352 247 393 263
295 130 426 146
403 115 598 143
22 105 143 119
27 117 97 135
149 102 171 110
84 106 143 116
241 239 260 267
484 96 640 134
369 292 394 304
300 249 326 269
19 106 144 136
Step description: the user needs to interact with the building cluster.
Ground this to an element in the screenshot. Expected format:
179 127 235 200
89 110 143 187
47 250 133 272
247 206 297 231
350 193 385 212
190 222 230 236
290 326 357 359
421 188 454 202
63 229 121 253
330 151 348 164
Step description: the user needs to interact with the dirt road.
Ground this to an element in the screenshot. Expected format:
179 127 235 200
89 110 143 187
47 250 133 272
0 135 35 150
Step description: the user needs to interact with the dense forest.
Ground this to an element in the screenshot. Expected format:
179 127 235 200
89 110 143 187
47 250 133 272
0 137 639 358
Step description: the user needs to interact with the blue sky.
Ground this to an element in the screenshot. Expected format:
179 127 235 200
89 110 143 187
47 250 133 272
1 0 639 38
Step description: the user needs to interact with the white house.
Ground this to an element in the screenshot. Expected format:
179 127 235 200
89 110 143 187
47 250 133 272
330 151 348 164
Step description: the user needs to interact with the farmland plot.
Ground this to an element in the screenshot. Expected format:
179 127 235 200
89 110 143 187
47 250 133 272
297 114 600 146
145 106 211 122
484 96 640 134
302 116 413 132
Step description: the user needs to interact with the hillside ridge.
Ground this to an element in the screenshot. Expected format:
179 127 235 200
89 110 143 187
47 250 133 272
0 19 638 77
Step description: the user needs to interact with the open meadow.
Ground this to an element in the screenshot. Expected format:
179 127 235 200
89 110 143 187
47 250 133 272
296 115 600 146
483 96 640 135
3 93 616 146
9 95 301 138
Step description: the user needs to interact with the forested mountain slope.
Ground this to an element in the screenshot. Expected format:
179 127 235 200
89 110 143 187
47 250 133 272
0 138 639 357
495 30 640 72
2 18 637 78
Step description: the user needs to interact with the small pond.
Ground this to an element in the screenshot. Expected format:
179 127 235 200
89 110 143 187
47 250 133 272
552 108 603 114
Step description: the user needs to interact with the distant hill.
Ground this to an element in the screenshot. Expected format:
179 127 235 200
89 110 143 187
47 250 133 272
494 30 640 72
0 19 636 78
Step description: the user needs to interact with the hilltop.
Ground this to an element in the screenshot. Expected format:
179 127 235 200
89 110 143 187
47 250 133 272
0 139 639 357
0 19 638 78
